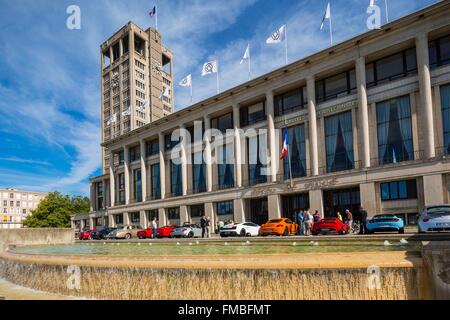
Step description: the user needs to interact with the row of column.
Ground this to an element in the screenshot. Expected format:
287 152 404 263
106 32 436 209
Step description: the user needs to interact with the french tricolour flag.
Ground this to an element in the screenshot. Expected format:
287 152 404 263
280 129 289 160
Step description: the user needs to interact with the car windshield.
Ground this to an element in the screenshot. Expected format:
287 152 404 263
427 206 450 217
373 215 395 219
269 219 282 223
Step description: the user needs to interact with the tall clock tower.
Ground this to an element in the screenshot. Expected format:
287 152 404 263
99 22 174 174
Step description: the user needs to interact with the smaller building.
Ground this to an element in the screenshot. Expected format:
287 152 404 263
0 188 47 229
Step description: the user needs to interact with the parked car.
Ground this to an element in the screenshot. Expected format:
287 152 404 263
79 227 94 240
312 218 349 236
366 214 405 234
157 225 178 238
106 225 143 240
91 227 116 240
260 218 298 236
170 224 202 238
137 228 156 239
220 222 261 237
418 205 450 233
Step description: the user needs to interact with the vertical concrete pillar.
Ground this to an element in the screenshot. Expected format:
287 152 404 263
233 199 246 223
205 202 215 235
180 206 189 225
356 56 371 168
108 215 115 228
180 125 188 196
158 208 167 227
119 38 124 57
158 134 166 199
360 183 377 218
89 217 94 230
309 190 324 218
204 115 213 192
124 146 130 205
109 151 116 207
423 174 444 205
233 104 243 188
268 194 282 219
123 212 130 226
416 32 436 159
266 91 278 182
307 76 319 176
140 210 148 229
89 183 95 212
109 46 114 64
140 140 147 202
80 219 85 229
102 179 107 208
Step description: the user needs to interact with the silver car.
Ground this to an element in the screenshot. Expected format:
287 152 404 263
418 205 450 233
170 224 203 238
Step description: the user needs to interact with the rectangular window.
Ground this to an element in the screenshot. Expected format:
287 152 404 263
376 95 413 165
151 163 161 200
240 102 266 126
324 111 354 173
215 201 234 217
211 113 233 132
316 70 356 103
130 212 140 225
168 207 180 220
186 122 204 144
170 160 182 197
192 152 206 194
429 35 450 69
190 205 205 218
96 182 104 210
380 180 417 201
366 48 417 87
146 210 158 222
217 144 235 190
118 173 125 205
283 125 307 180
146 140 159 157
118 151 125 165
129 146 141 162
133 169 142 202
165 132 180 151
247 134 268 186
274 87 307 116
440 84 450 155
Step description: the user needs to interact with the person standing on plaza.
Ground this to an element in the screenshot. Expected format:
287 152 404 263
200 215 207 238
345 209 353 232
304 209 313 236
313 210 321 223
360 206 368 235
151 217 158 239
205 216 211 238
336 211 343 222
297 210 304 235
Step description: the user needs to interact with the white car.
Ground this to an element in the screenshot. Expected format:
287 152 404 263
170 224 203 238
418 205 450 233
220 222 261 238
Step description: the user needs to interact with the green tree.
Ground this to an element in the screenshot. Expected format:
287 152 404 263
23 191 90 228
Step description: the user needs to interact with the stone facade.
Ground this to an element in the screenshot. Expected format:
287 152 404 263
0 189 46 229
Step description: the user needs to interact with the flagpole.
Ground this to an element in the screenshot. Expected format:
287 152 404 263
384 0 389 23
286 130 293 188
329 3 333 46
285 24 289 65
190 80 193 104
216 62 220 94
155 1 159 31
248 44 251 81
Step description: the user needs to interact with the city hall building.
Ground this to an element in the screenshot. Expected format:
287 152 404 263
73 2 450 232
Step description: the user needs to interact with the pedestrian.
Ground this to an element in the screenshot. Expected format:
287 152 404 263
304 209 313 236
360 206 368 235
297 210 304 235
218 220 225 233
336 211 343 222
205 216 211 238
200 215 207 238
313 210 321 223
151 217 158 239
345 209 353 232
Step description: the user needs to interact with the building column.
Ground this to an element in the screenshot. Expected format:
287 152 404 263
180 206 189 225
108 215 115 228
124 146 131 205
309 190 324 218
307 76 319 176
119 38 124 57
233 104 243 188
266 91 278 183
416 32 436 159
180 125 188 196
356 56 371 168
80 219 85 229
268 194 282 220
204 115 213 192
140 210 148 229
205 203 215 234
423 174 445 205
158 134 166 199
158 208 167 227
89 217 94 230
109 46 114 64
140 140 147 202
102 179 107 209
233 199 246 223
89 183 95 212
123 212 130 226
109 151 116 207
360 183 377 219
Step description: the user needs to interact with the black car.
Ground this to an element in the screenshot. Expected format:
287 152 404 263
90 227 116 240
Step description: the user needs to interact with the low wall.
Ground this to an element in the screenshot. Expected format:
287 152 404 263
0 229 74 253
422 241 450 300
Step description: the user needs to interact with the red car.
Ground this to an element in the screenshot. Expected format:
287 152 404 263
137 228 156 239
79 228 94 240
157 225 178 238
312 218 349 236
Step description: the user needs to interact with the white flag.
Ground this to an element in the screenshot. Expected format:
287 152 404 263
369 0 375 7
201 60 218 76
321 2 331 30
266 25 286 44
142 100 149 111
179 74 192 87
122 107 131 117
159 86 170 100
240 44 250 64
107 113 117 125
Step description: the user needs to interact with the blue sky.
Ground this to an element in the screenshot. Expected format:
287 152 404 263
0 0 439 196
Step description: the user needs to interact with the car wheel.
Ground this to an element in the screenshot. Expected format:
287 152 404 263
399 228 405 234
246 233 252 237
125 234 131 240
283 228 289 236
339 228 345 235
188 232 194 238
240 229 246 237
